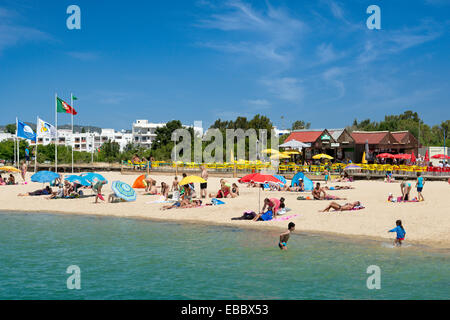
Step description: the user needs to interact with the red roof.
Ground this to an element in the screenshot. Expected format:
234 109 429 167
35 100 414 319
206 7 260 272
285 131 324 143
351 131 390 144
391 132 409 143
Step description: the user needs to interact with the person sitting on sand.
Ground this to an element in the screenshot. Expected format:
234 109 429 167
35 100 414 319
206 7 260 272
18 186 52 197
400 181 412 201
144 175 155 193
279 222 295 250
312 183 326 200
48 184 64 199
7 174 16 185
388 220 406 247
252 197 285 221
145 180 158 195
209 181 231 198
0 174 5 185
63 180 74 197
108 193 126 203
320 201 361 212
230 183 239 197
160 182 169 200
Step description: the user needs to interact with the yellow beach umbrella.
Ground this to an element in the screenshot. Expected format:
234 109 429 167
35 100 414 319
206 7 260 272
0 166 21 173
362 152 368 164
312 154 334 160
179 175 206 185
270 154 290 160
261 149 280 154
283 150 300 155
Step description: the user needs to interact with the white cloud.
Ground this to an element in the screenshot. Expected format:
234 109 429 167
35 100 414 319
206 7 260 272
262 77 304 102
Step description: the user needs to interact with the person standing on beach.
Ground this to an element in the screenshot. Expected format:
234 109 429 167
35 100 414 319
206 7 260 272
94 180 106 203
388 220 406 247
200 165 208 199
20 161 27 182
279 222 295 250
416 172 425 202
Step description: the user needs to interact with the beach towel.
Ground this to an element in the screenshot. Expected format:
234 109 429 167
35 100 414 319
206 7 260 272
271 214 299 221
211 198 225 205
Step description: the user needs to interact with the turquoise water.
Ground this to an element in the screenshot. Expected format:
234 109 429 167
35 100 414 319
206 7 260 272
0 212 448 300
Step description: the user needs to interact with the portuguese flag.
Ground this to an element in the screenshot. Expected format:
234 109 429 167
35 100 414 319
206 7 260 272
56 97 77 115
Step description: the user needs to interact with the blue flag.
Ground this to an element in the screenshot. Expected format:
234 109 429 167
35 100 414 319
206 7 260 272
17 120 36 141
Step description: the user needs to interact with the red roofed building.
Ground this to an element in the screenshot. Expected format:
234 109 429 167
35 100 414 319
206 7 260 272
284 129 339 160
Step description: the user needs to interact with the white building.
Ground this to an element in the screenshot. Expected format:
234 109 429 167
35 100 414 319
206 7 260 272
30 129 132 152
132 119 203 148
0 132 15 143
273 127 290 137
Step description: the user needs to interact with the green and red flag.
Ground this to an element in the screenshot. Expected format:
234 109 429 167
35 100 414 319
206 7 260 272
56 97 77 115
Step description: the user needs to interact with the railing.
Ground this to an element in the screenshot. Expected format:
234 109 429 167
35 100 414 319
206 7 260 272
121 160 450 177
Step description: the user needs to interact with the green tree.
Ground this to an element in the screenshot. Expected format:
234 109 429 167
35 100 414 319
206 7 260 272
291 120 311 130
5 124 16 134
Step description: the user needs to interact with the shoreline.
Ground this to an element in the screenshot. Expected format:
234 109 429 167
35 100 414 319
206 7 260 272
2 208 449 254
2 172 449 252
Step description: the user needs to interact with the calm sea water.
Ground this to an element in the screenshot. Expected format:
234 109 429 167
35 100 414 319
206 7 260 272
0 212 448 300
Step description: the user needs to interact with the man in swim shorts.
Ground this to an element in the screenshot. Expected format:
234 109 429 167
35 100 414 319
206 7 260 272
200 165 208 199
279 222 295 250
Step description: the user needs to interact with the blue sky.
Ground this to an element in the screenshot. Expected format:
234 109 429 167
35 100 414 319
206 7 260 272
0 0 449 130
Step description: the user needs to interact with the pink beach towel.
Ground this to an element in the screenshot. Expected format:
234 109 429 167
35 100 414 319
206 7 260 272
271 214 299 221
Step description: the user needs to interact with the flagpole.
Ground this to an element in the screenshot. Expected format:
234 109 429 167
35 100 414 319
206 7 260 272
15 117 18 169
71 93 74 173
35 116 38 173
55 93 58 173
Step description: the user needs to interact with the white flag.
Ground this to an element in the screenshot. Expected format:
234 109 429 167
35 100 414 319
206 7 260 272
37 118 57 138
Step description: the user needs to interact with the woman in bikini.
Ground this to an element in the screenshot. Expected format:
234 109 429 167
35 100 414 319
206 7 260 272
320 201 361 212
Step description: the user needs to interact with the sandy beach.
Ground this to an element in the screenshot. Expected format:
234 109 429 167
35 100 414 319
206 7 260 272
1 171 449 250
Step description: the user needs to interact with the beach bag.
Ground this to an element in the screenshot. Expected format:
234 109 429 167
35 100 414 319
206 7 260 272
242 211 256 220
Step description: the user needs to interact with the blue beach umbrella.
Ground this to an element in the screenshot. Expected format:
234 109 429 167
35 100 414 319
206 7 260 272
81 172 108 185
31 171 60 183
64 175 91 186
111 181 136 202
273 175 287 186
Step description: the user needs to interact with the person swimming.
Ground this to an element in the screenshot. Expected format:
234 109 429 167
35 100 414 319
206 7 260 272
388 220 406 247
279 222 295 250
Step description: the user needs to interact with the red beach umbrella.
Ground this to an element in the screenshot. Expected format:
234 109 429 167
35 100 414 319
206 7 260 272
250 173 284 185
238 173 259 183
431 154 450 159
424 150 429 162
394 154 411 160
411 151 416 163
376 153 395 159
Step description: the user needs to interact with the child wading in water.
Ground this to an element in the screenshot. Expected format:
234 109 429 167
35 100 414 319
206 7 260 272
388 220 406 247
279 222 295 250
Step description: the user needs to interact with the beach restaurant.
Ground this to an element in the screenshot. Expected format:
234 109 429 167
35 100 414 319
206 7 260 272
284 129 356 161
283 129 419 162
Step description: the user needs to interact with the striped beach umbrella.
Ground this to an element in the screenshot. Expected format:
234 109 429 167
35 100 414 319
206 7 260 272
111 181 136 202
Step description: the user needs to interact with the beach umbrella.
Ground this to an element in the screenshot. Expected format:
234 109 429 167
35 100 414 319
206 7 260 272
111 181 136 202
282 150 301 155
312 154 333 160
273 174 287 186
132 174 147 189
431 154 450 159
411 151 416 163
376 153 395 159
394 154 411 160
261 149 280 154
0 166 21 173
64 175 91 186
31 171 60 183
81 172 107 184
424 150 429 162
361 152 368 164
238 173 258 183
250 173 284 185
270 153 290 160
179 175 206 185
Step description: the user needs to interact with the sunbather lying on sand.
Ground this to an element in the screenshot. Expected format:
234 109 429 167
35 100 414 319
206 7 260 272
160 199 203 210
324 185 354 190
320 201 362 212
18 186 52 197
